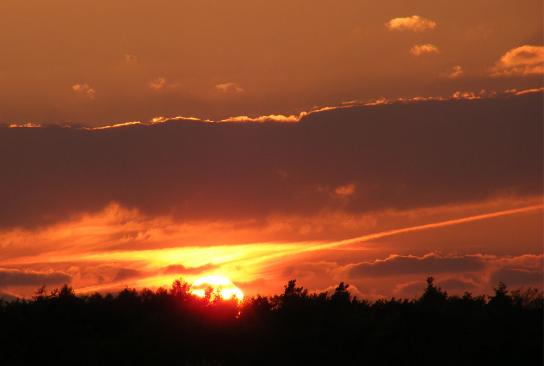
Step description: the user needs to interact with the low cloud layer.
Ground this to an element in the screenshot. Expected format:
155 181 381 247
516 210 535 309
348 254 485 278
0 268 71 288
0 92 541 230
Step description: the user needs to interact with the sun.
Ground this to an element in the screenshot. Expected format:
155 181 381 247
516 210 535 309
190 275 244 301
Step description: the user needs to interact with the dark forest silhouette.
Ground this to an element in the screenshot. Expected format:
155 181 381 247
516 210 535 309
0 278 542 365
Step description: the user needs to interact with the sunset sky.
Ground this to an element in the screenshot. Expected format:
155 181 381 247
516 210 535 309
0 0 542 300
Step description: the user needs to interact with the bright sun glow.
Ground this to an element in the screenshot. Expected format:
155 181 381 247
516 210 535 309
190 275 244 301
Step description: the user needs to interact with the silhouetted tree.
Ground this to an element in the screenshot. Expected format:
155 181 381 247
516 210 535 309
0 278 541 366
419 276 448 307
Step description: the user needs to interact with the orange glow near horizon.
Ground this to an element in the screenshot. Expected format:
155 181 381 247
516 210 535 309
0 199 541 298
189 275 245 301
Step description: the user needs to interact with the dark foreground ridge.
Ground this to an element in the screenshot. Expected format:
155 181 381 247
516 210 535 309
1 278 542 365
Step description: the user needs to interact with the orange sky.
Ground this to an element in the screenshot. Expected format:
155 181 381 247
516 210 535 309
0 1 542 300
0 0 542 125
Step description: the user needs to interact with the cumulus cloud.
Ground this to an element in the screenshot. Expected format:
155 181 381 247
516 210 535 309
0 268 71 287
386 15 437 32
410 44 439 56
215 82 244 94
349 254 486 278
72 83 96 99
491 45 544 76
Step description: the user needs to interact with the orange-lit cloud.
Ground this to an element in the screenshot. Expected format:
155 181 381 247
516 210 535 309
410 44 439 56
215 82 244 94
221 114 300 123
124 54 137 63
0 1 541 124
0 92 541 299
8 122 42 128
445 65 464 79
149 77 166 91
451 90 482 100
72 83 96 99
386 15 437 32
0 196 540 297
334 184 356 197
491 45 544 76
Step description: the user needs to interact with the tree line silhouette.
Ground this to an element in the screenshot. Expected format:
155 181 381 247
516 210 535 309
0 277 542 365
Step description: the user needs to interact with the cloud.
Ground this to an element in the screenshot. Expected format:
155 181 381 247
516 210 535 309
113 268 143 282
386 15 437 32
446 65 464 79
410 44 439 56
334 183 356 197
439 278 477 291
394 277 476 297
349 254 486 278
221 114 300 123
72 83 96 99
491 45 544 76
0 268 71 287
490 267 542 287
215 82 244 94
149 77 167 91
452 90 482 100
8 122 41 128
162 263 216 275
124 54 138 63
0 92 541 230
0 291 18 301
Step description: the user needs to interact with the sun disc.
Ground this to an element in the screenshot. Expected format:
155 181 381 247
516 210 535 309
190 275 244 301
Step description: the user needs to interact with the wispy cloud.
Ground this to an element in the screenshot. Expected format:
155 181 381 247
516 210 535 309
124 54 138 63
215 82 244 94
149 77 166 91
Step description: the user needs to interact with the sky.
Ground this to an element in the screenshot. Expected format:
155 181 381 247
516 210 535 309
0 0 543 299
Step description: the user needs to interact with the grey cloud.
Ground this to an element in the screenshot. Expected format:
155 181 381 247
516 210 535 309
349 254 486 278
0 268 71 287
490 267 542 287
113 268 143 282
0 93 541 229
